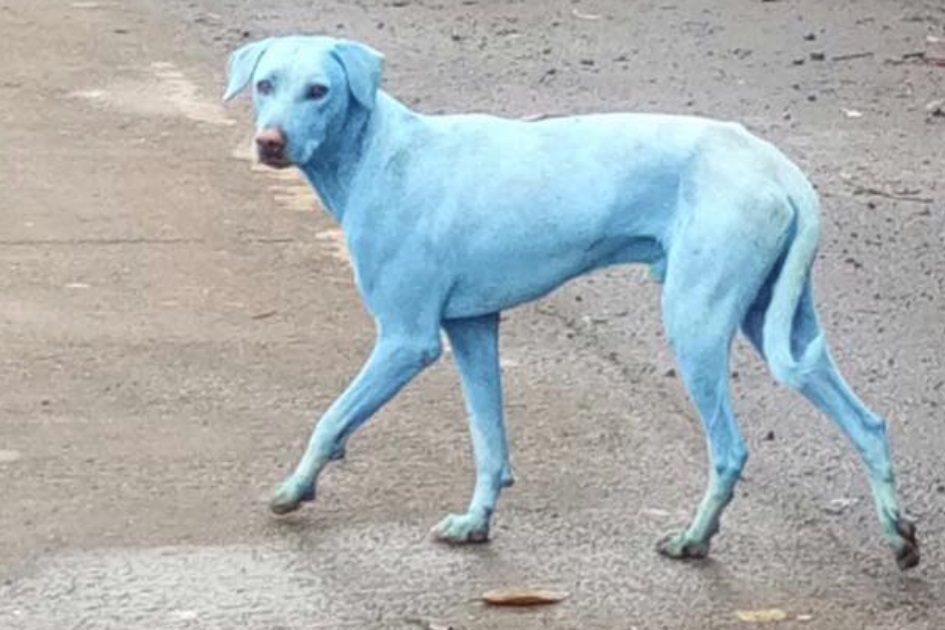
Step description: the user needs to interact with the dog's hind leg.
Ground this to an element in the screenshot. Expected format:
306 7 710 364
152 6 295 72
269 328 442 515
656 300 747 559
655 195 789 559
432 313 510 543
742 283 919 569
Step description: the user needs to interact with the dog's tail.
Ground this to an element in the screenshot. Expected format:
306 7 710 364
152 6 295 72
761 173 825 388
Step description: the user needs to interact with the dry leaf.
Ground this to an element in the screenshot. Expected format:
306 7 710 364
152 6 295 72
481 589 569 606
735 608 789 623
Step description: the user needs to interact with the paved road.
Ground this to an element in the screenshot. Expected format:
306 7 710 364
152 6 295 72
1 0 944 628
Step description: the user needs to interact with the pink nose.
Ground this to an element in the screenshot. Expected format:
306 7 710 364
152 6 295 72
255 127 285 157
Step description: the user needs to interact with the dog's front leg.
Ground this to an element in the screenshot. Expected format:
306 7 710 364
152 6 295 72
270 329 442 515
432 313 510 544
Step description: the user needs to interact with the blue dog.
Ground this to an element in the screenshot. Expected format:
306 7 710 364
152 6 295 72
224 36 918 569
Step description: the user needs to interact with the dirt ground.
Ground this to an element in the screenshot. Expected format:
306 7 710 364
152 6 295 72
1 0 944 628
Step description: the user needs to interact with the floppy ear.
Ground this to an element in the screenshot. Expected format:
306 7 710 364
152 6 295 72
222 38 274 102
331 40 385 110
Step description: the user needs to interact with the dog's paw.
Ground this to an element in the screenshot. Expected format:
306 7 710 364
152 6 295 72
656 531 710 560
430 512 490 544
269 478 315 515
893 518 920 571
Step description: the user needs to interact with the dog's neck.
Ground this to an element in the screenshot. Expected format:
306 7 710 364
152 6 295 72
299 91 410 222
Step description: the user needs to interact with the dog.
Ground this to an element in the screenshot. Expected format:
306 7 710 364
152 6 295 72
223 35 918 569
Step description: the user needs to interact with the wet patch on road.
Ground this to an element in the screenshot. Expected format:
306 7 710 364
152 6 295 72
69 61 234 127
0 449 22 464
69 62 347 266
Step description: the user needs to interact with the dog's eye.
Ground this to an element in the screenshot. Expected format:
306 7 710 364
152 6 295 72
256 79 273 95
306 84 329 100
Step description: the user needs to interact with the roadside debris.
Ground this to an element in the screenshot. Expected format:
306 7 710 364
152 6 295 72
823 497 859 515
926 36 945 66
482 589 569 606
885 51 925 65
891 37 945 66
406 619 457 630
406 620 457 630
641 507 672 519
832 51 873 62
853 185 933 204
841 108 864 118
735 608 789 623
925 99 944 119
571 8 602 20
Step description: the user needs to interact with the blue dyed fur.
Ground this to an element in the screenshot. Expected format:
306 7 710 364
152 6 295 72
223 36 918 569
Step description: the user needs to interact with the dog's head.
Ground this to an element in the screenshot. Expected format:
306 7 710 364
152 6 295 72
223 36 384 168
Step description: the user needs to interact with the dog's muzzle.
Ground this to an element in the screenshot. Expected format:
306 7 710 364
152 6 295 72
255 127 292 168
